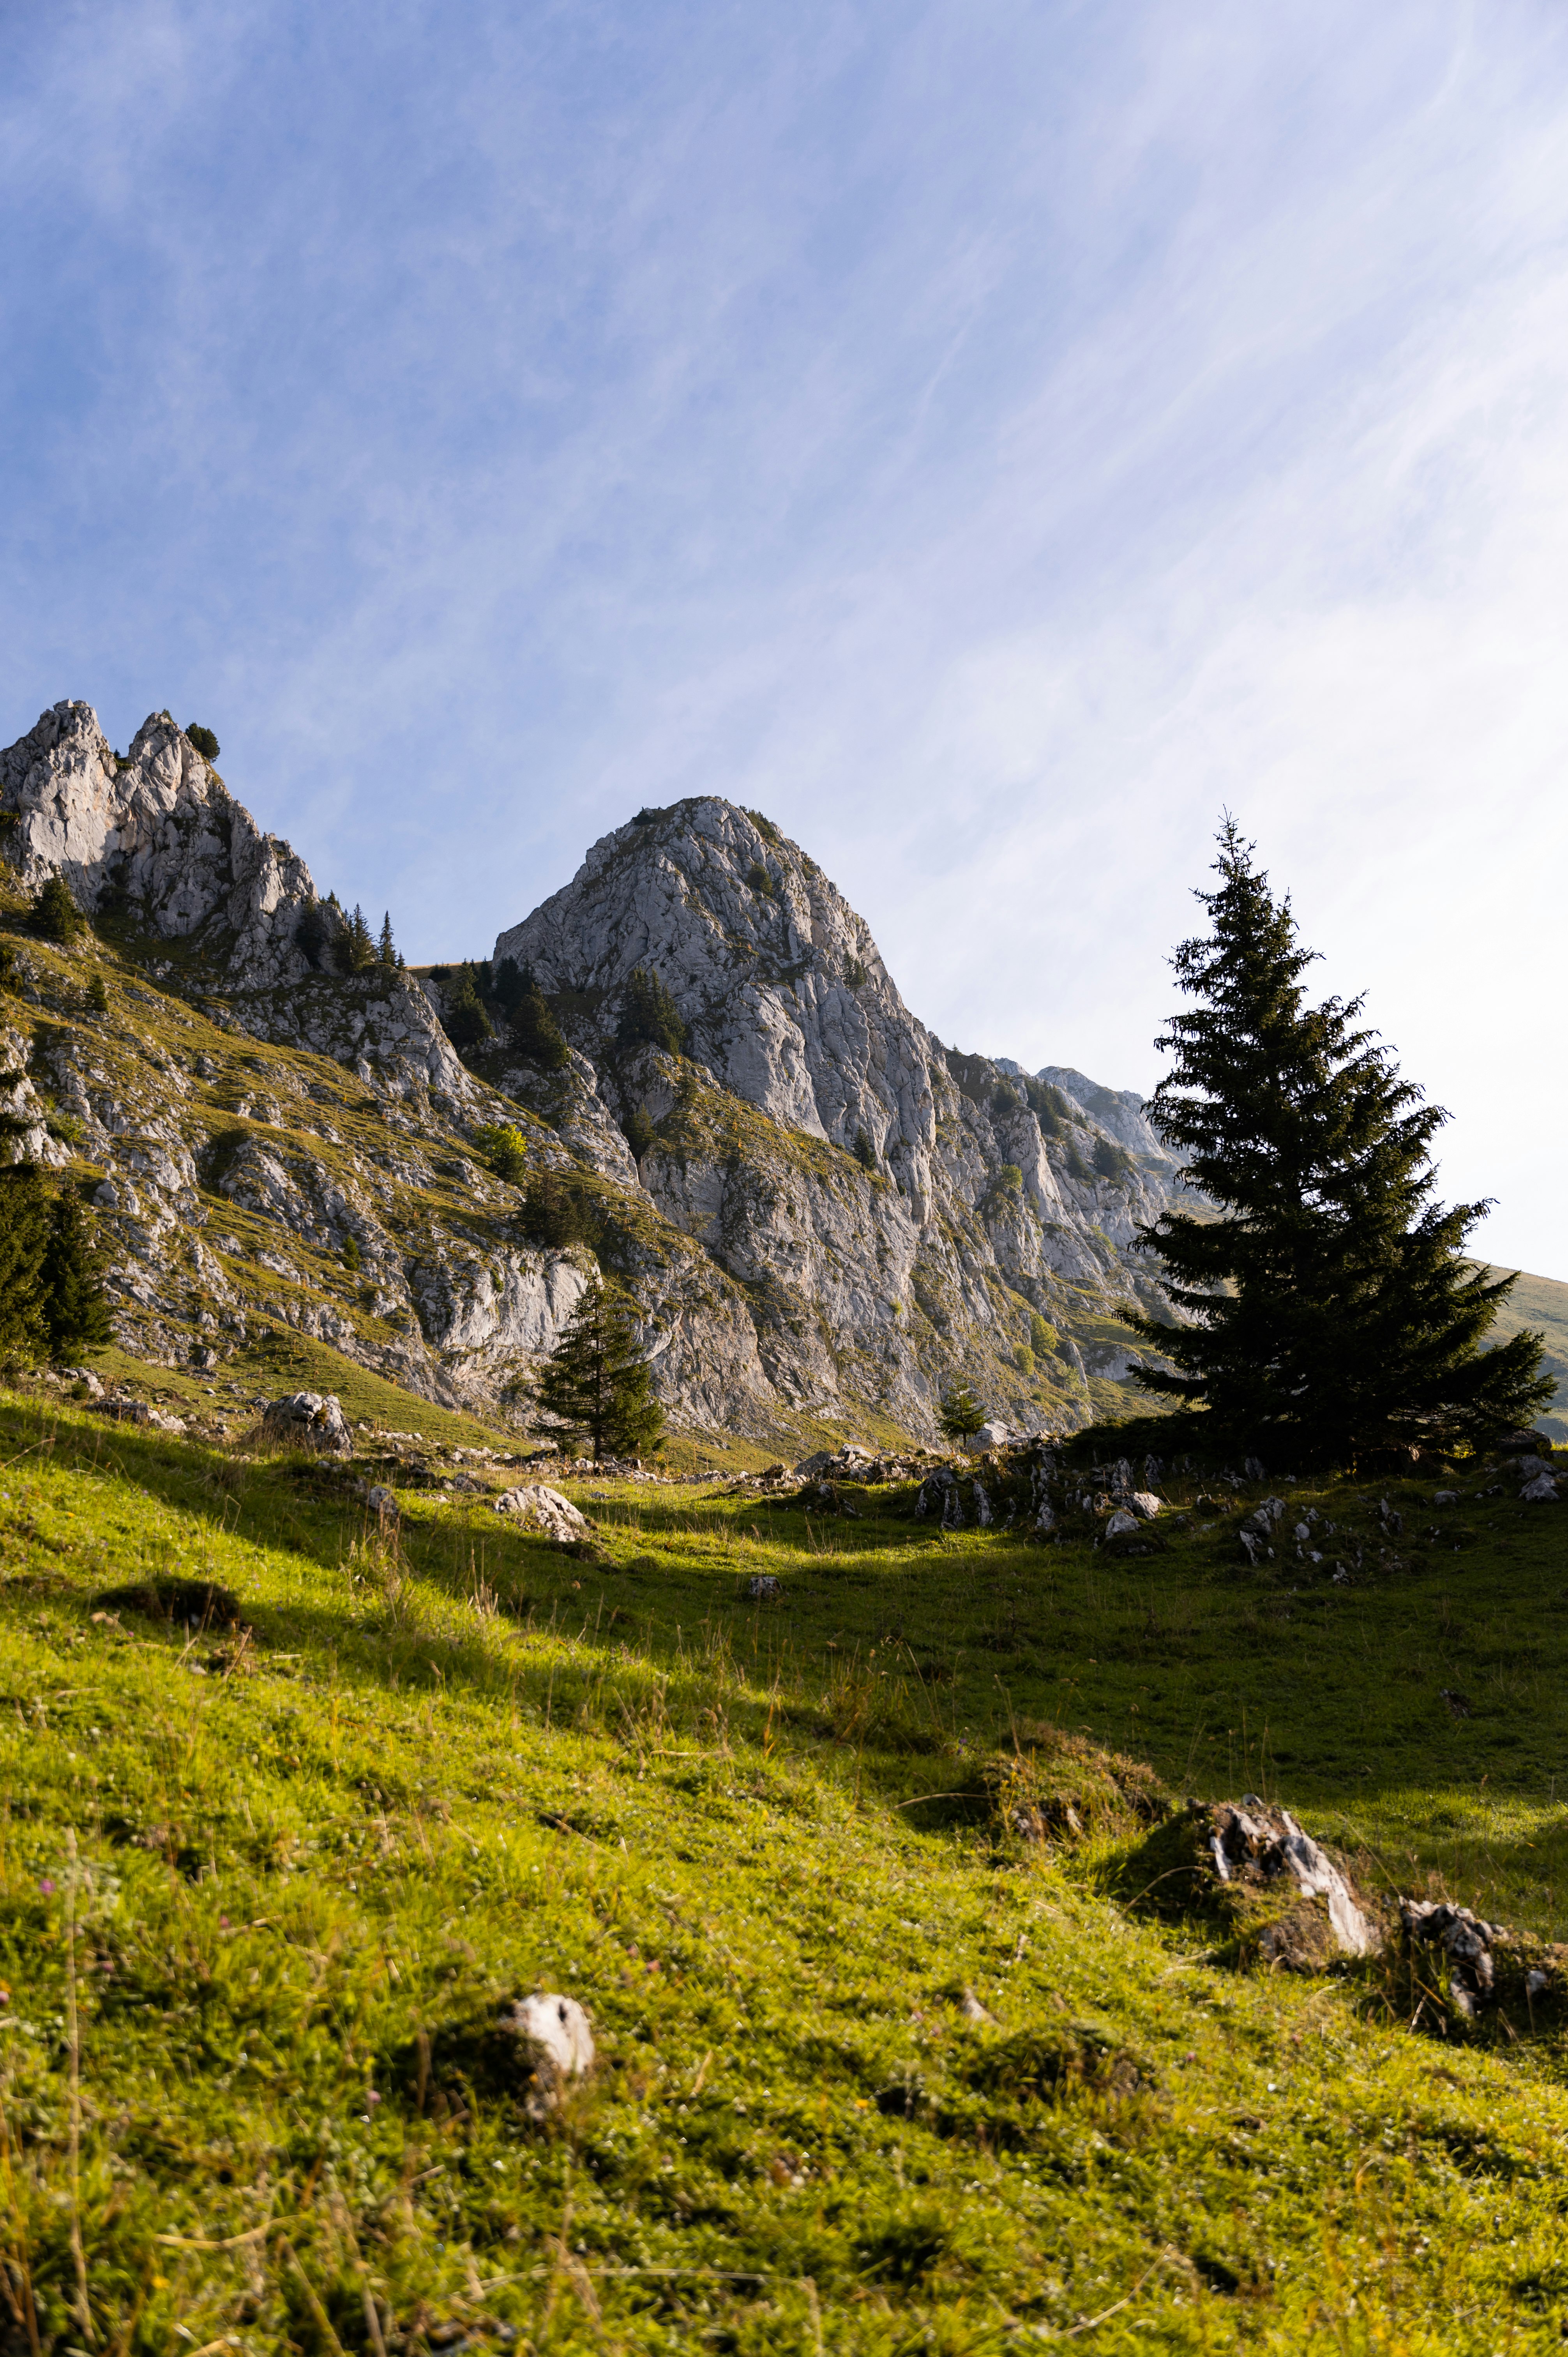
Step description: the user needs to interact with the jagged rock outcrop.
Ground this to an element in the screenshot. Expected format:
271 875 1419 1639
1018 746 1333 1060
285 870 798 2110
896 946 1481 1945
491 798 1181 1435
1 702 316 987
2 710 1181 1442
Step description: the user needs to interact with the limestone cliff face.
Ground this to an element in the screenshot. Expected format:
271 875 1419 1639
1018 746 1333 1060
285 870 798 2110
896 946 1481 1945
1 702 316 987
491 797 1180 1435
2 711 1175 1440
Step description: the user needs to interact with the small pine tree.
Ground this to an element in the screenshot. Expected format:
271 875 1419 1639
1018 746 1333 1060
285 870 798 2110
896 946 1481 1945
185 724 221 761
533 1278 664 1461
520 1172 599 1252
0 944 18 993
0 1166 51 1362
1129 822 1552 1457
939 1381 987 1444
378 911 397 968
443 963 494 1049
494 957 526 1016
509 986 569 1071
32 871 80 946
616 967 685 1056
87 972 110 1015
623 1108 656 1161
852 1128 877 1172
332 904 376 974
41 1188 113 1358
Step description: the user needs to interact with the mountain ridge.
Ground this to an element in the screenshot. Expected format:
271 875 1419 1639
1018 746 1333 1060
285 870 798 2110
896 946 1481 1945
0 704 1204 1437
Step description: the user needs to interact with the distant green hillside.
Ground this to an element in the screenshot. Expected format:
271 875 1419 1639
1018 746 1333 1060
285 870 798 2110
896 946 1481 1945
1482 1262 1568 1438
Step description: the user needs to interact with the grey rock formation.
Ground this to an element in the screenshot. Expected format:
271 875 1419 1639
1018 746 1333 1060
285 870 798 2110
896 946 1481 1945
1034 1065 1178 1171
262 1391 355 1455
2 709 1184 1442
2 702 316 988
493 797 1183 1436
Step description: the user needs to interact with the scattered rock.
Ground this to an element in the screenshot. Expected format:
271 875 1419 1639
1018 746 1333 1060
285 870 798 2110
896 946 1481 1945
500 1994 596 2114
94 1398 188 1435
1401 1901 1501 2018
366 1484 399 1520
261 1391 353 1457
1128 1799 1377 1966
1439 1687 1471 1718
1125 1491 1162 1520
1520 1469 1561 1504
746 1573 782 1600
967 1421 1016 1454
493 1484 589 1541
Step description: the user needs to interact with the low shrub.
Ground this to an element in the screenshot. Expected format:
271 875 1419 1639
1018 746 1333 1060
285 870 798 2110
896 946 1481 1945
185 723 221 761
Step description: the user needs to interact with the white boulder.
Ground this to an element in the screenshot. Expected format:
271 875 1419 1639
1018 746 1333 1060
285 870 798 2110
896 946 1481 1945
493 1483 589 1541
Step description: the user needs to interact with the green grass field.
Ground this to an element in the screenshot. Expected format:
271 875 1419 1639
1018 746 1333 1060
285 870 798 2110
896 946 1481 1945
6 1380 1568 2351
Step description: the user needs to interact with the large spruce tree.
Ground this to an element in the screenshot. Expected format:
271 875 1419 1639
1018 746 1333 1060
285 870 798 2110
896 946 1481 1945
0 1166 51 1362
42 1187 114 1357
1128 822 1551 1459
533 1278 664 1461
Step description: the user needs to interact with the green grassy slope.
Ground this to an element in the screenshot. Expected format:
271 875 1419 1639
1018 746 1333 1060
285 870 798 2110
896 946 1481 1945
7 1397 1568 2347
1481 1263 1568 1440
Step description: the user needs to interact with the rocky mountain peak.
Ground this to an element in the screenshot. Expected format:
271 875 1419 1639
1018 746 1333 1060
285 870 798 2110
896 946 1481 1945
0 699 317 987
495 794 941 1201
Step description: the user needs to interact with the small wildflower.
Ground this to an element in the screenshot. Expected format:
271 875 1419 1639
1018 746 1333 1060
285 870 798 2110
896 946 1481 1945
367 2089 381 2106
38 1878 55 1896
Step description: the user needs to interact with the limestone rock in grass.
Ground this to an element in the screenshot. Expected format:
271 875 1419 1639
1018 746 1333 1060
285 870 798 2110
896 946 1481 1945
967 1421 1016 1453
262 1391 354 1456
366 1484 398 1519
501 1994 596 2115
1102 1504 1166 1556
746 1573 782 1600
1399 1899 1568 2026
95 1398 187 1435
1520 1468 1561 1504
1125 1490 1162 1520
493 1483 588 1540
1127 1800 1377 1967
1237 1494 1286 1565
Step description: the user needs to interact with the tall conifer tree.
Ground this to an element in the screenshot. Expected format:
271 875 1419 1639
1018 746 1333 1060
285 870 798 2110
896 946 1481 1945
0 1166 50 1362
533 1279 664 1461
1128 822 1550 1458
42 1188 113 1357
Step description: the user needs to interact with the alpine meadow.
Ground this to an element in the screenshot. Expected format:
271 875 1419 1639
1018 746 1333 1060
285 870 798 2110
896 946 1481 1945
0 702 1566 2357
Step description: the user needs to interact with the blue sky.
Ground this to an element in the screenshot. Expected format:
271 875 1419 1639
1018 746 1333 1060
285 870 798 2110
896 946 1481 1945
6 1 1568 1270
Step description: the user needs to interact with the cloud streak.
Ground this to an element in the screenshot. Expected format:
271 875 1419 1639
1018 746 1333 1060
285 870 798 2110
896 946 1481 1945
3 0 1568 1266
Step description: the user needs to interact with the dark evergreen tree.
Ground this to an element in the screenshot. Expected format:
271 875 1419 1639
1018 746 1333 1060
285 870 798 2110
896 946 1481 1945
334 904 377 973
185 724 221 761
378 911 397 968
32 871 80 945
616 966 686 1056
442 963 493 1049
852 1127 878 1172
1128 822 1551 1458
494 957 526 1015
87 972 110 1015
533 1278 664 1461
0 1165 51 1362
296 899 332 968
509 984 569 1071
938 1380 987 1444
41 1187 113 1358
